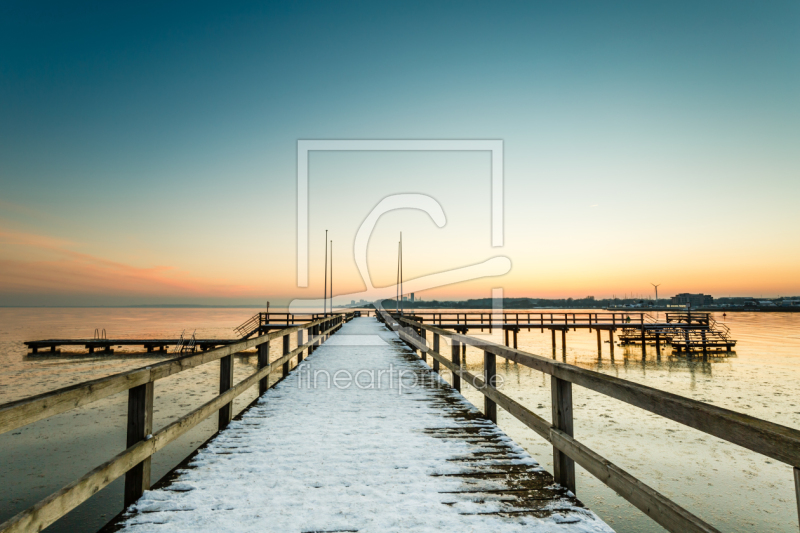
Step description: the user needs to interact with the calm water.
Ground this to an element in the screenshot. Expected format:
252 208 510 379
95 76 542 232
1 308 799 532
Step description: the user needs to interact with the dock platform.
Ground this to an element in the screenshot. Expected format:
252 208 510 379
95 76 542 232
113 318 610 532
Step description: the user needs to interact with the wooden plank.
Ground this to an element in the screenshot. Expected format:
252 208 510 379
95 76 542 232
551 376 575 493
218 355 234 430
123 382 153 508
0 367 151 436
398 317 800 467
549 429 721 533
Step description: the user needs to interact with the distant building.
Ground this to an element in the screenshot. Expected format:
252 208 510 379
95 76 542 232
671 293 714 307
410 293 415 302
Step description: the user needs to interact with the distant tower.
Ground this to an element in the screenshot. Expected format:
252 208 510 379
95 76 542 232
651 283 661 303
410 293 415 302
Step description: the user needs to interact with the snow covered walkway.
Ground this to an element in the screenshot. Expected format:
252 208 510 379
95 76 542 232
117 317 613 533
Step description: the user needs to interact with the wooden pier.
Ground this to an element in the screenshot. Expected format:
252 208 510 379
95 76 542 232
1 314 796 533
399 311 736 354
23 312 371 355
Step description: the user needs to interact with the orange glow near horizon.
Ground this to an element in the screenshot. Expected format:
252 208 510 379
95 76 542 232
2 224 798 306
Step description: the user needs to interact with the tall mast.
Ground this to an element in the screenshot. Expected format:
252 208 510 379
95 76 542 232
400 232 403 315
324 230 328 315
396 241 400 312
330 240 333 314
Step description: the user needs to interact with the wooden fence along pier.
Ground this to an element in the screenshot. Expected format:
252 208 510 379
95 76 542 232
1 314 347 532
385 311 800 532
1 312 796 532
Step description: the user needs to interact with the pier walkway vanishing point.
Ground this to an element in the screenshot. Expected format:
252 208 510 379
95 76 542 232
116 317 610 532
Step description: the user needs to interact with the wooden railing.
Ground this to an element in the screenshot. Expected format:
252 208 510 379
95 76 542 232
388 313 800 533
235 311 372 338
0 313 354 533
401 311 645 328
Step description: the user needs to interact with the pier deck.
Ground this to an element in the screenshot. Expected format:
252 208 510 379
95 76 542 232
115 318 610 532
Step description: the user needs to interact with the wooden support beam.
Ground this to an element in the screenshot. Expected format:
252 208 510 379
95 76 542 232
123 382 153 508
451 339 461 392
551 329 556 359
641 316 646 358
596 328 602 355
513 329 518 349
484 351 497 423
655 332 661 358
794 466 800 531
433 334 440 373
282 334 290 378
551 376 575 494
258 340 269 395
297 330 304 364
609 329 615 358
218 355 233 431
561 329 567 360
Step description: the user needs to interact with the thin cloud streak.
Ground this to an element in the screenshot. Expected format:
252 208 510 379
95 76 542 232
0 228 260 299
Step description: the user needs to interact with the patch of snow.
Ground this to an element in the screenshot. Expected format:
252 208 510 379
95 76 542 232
120 318 613 533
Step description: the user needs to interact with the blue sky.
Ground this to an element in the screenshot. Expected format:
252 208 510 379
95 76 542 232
1 1 798 305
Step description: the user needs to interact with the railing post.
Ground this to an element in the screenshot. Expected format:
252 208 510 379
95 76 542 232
484 350 497 423
433 333 440 373
609 329 615 357
218 354 234 431
451 338 461 392
551 376 575 494
641 315 647 358
793 466 800 530
596 328 602 355
282 333 290 377
297 330 304 364
258 340 270 395
124 381 153 508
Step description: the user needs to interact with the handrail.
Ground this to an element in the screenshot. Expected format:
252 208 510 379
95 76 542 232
0 312 353 533
392 314 800 533
0 315 346 436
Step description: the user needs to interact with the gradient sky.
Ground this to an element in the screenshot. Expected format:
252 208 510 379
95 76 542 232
1 1 798 306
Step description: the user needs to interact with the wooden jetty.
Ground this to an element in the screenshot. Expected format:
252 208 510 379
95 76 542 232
1 313 796 533
23 312 372 355
398 311 736 355
24 337 237 354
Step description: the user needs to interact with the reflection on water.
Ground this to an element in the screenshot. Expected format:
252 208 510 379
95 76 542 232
1 308 799 533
